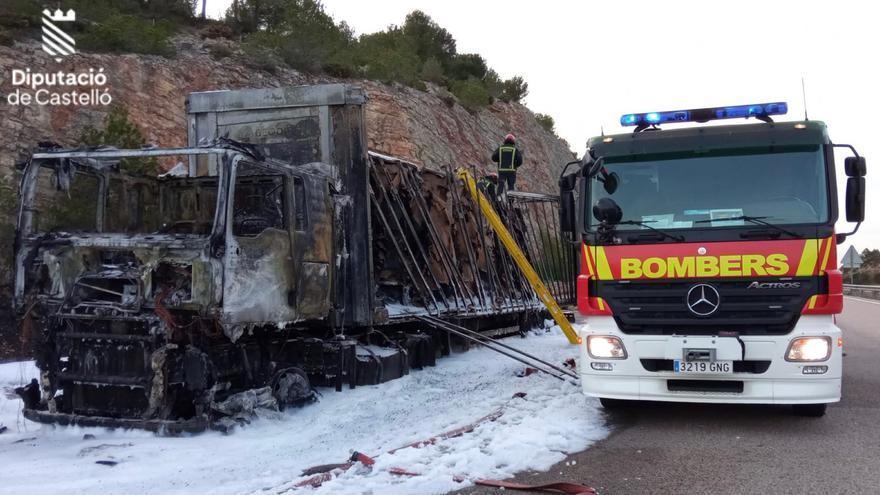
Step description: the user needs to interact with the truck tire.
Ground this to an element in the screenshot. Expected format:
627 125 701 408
271 368 314 410
792 403 827 417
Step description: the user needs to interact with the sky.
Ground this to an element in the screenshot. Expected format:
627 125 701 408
204 0 880 258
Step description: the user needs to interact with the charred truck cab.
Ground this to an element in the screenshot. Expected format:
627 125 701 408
13 84 552 431
560 103 867 416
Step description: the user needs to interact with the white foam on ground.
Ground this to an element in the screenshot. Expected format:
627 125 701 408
0 325 608 495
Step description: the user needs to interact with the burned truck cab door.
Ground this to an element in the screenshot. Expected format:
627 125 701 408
221 158 334 328
221 159 300 327
287 171 333 319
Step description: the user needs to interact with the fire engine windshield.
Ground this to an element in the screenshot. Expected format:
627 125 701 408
588 145 829 231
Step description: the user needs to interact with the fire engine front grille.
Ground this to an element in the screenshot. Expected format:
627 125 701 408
593 277 819 335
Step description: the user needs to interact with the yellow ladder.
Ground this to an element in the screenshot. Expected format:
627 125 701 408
458 169 580 345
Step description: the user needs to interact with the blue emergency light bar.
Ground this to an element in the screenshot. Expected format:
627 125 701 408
620 102 788 127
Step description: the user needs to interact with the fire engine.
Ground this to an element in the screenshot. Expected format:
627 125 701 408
559 102 867 416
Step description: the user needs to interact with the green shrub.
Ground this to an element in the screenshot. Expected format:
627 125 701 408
0 0 42 28
79 14 175 57
500 76 528 103
483 69 504 101
64 0 195 25
0 29 12 46
228 0 354 74
207 41 234 59
535 113 556 134
436 87 457 108
452 76 490 112
201 22 234 39
355 28 421 86
241 41 280 73
402 10 456 66
78 106 158 176
420 57 445 84
446 53 487 81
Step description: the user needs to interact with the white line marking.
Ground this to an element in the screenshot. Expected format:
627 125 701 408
844 296 880 307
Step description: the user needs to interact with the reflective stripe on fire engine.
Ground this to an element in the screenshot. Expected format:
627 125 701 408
583 245 594 278
796 238 820 276
819 236 832 274
590 246 613 280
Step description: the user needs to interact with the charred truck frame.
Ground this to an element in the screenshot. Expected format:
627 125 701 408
13 84 574 431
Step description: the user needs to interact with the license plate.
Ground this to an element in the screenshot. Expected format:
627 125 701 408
674 360 732 374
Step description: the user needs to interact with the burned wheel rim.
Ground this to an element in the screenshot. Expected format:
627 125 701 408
270 368 313 409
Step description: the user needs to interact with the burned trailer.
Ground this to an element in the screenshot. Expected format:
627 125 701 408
12 84 565 431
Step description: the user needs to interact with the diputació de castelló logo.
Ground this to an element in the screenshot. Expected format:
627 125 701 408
5 8 112 107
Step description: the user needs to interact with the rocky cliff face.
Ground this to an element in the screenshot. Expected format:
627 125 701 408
0 36 575 191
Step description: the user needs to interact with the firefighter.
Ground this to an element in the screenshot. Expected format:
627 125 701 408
477 172 499 199
491 133 523 194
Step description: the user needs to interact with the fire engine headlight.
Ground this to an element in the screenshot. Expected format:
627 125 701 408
785 337 832 362
587 336 627 359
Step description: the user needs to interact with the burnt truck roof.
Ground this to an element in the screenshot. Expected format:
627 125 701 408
586 120 829 159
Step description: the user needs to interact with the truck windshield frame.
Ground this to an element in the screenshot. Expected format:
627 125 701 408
586 145 832 240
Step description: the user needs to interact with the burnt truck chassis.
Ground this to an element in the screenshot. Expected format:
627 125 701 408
13 141 573 432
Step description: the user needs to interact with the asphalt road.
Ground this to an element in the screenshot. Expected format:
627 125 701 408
459 296 880 494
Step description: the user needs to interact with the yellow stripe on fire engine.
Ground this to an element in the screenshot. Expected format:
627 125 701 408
584 245 595 277
594 246 613 280
796 239 820 277
818 236 832 274
808 295 818 309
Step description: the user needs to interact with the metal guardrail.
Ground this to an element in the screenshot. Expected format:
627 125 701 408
843 284 880 300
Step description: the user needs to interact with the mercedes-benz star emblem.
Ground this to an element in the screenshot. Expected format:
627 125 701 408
686 284 720 316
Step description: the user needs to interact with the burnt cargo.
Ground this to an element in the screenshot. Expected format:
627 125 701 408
12 84 576 431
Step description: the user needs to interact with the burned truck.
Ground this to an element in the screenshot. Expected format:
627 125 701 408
12 84 575 431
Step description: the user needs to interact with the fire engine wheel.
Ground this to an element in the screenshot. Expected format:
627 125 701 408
791 403 827 417
270 367 314 410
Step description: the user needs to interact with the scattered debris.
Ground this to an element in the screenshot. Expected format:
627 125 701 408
210 387 280 432
78 443 134 457
290 391 530 489
473 479 597 495
516 367 539 377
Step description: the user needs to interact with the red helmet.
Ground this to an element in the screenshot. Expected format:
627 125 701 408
504 133 516 143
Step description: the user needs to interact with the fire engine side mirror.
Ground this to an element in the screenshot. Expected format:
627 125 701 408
845 156 866 177
559 172 577 234
845 176 865 223
834 146 866 243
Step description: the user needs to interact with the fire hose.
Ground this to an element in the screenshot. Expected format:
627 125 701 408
283 391 595 494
